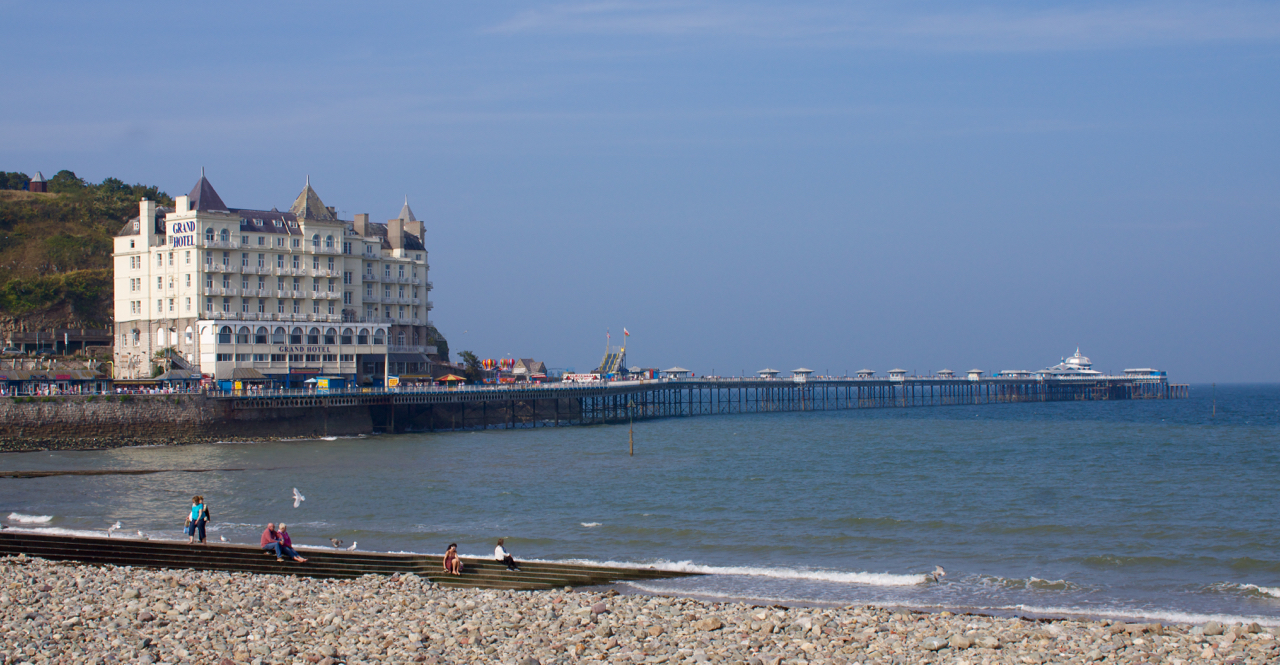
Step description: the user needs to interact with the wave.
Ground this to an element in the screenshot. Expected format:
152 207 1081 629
580 522 602 528
539 558 926 586
976 574 1082 592
1243 584 1280 598
3 525 178 542
996 603 1280 627
6 513 52 524
620 581 847 607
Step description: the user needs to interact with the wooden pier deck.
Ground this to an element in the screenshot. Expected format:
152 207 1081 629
215 375 1189 432
0 532 699 591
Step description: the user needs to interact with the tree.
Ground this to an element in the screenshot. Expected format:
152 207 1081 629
48 170 86 193
0 172 30 190
459 350 483 383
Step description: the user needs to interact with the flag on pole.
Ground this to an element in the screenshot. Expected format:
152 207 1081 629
623 328 629 336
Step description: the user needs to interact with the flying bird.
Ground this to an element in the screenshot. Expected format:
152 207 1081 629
292 488 305 508
107 521 121 537
329 538 343 549
346 541 357 551
932 566 946 582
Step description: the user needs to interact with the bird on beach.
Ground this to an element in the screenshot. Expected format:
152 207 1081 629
329 538 343 549
219 535 228 542
932 566 946 582
292 487 305 508
346 541 357 551
136 531 148 540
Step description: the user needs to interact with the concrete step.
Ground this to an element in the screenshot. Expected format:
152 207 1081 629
0 532 700 590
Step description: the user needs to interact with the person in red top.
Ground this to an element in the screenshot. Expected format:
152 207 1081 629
261 522 306 562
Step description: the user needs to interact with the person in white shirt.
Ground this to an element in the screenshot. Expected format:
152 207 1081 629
495 538 520 571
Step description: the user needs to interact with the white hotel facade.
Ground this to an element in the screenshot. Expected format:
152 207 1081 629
112 174 440 385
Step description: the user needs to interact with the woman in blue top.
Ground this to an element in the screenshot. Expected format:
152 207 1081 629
186 495 210 544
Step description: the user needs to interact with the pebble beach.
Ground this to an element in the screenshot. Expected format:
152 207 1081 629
2 554 1277 665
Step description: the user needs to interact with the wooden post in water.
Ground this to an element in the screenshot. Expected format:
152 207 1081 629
628 399 635 456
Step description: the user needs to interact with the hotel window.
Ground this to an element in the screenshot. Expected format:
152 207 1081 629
292 278 301 292
398 265 404 279
277 278 285 291
157 276 163 289
365 284 373 297
206 276 213 289
398 306 405 319
358 329 369 344
272 327 285 344
169 252 174 266
205 251 212 266
222 275 230 289
327 257 335 271
343 242 351 254
324 328 336 345
205 229 215 244
241 299 250 313
322 354 337 362
328 279 335 292
312 256 319 271
292 300 300 314
120 333 127 348
236 327 250 344
157 299 163 313
413 331 420 346
397 331 405 346
185 327 193 344
289 354 303 362
241 252 249 267
241 235 249 245
325 235 334 249
221 298 230 312
291 238 300 248
253 354 268 362
327 302 335 315
257 236 265 246
292 256 299 269
168 299 175 312
129 240 135 248
398 285 404 298
222 251 229 266
343 271 352 285
132 330 140 345
205 297 213 312
168 277 174 290
185 250 191 264
275 237 284 247
257 276 265 290
185 297 191 312
257 254 264 268
384 265 391 278
307 328 320 344
235 354 251 362
312 279 320 293
185 274 191 287
305 354 320 362
343 291 352 304
220 229 229 242
341 328 353 345
156 254 162 267
277 254 284 268
241 278 249 291
277 300 285 314
255 327 268 344
340 354 354 362
216 354 233 362
383 285 391 299
312 234 320 249
258 299 266 313
290 327 303 344
312 301 320 315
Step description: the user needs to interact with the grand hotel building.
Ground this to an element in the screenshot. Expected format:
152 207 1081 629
112 173 442 385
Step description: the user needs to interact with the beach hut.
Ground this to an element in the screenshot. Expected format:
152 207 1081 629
661 367 692 379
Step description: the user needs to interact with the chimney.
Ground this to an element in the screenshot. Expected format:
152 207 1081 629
353 213 369 237
406 220 424 243
388 217 404 251
175 195 189 213
139 198 156 245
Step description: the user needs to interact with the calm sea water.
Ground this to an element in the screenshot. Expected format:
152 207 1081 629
3 384 1278 625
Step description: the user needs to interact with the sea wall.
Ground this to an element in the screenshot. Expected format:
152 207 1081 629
0 394 373 452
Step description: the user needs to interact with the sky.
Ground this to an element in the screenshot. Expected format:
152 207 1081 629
3 1 1278 382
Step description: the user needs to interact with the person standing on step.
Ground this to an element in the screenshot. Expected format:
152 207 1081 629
186 495 210 545
495 538 520 571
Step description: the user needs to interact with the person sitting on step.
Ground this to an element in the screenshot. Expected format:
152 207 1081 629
261 522 306 563
443 543 463 575
495 538 520 571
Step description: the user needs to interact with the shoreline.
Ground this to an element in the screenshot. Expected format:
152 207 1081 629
3 554 1275 665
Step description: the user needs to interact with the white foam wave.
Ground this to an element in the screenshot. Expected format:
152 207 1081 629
998 603 1280 627
580 522 602 528
539 558 926 586
7 513 52 524
3 525 178 542
1240 584 1280 598
620 580 846 607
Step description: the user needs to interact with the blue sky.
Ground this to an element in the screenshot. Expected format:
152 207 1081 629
4 1 1278 382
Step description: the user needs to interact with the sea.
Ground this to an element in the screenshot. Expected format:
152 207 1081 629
2 383 1278 626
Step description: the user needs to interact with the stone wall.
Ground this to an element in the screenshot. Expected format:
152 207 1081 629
0 394 373 452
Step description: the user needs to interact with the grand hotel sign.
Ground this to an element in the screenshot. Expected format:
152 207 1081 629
170 221 197 247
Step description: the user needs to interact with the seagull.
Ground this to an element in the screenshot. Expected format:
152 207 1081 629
346 541 357 551
107 521 121 537
219 535 228 542
329 538 343 549
137 531 148 540
932 566 946 582
292 488 305 508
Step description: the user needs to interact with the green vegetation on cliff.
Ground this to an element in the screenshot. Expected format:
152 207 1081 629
0 170 171 327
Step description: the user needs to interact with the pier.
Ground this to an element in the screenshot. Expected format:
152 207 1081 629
221 374 1189 432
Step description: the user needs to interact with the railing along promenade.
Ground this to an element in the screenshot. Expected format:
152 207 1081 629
214 375 1188 431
